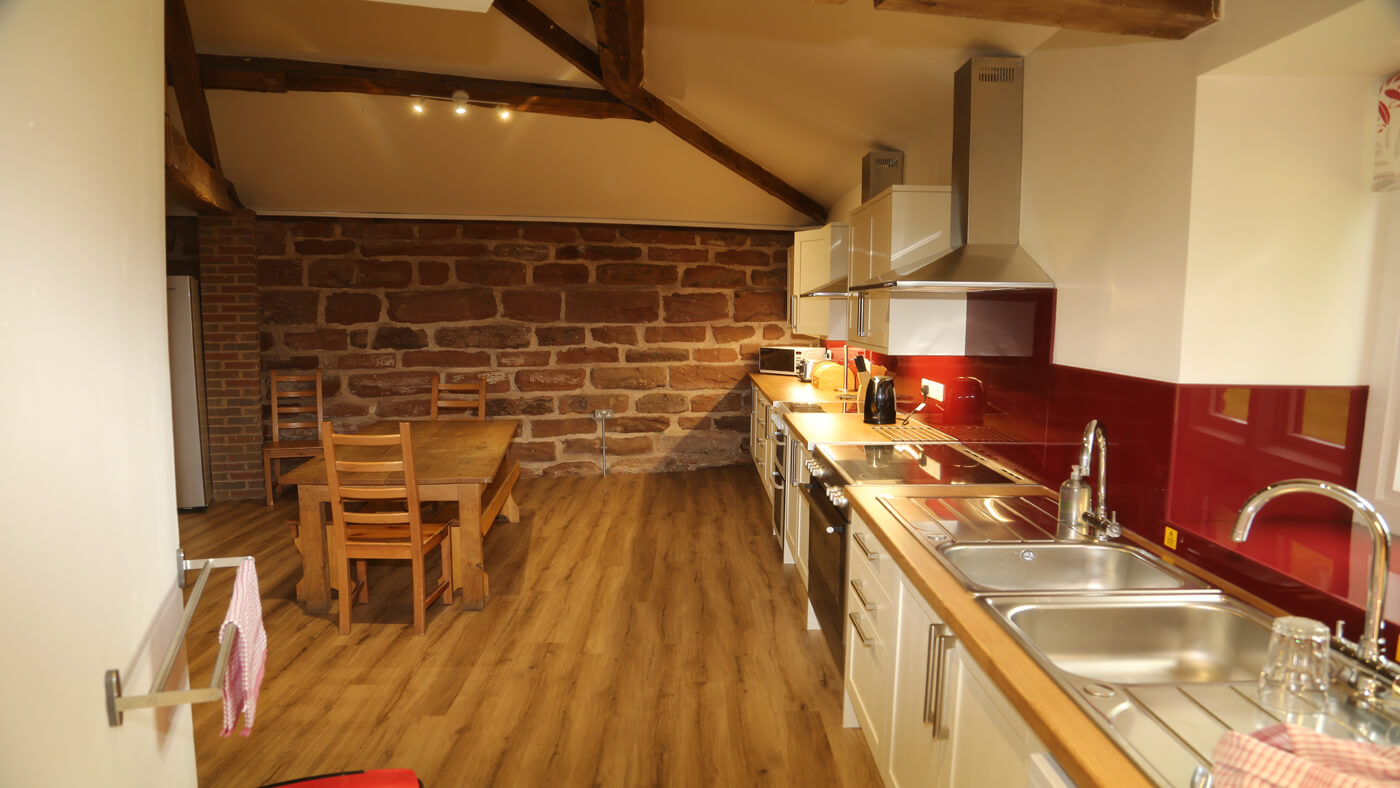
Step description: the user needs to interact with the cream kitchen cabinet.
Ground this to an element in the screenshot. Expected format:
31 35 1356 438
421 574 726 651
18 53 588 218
750 383 772 497
941 644 1058 787
847 291 968 356
845 508 1067 788
790 223 849 338
848 186 953 289
887 576 953 788
784 439 812 587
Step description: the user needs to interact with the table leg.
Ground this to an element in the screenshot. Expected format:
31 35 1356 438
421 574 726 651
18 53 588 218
300 487 331 614
503 492 520 523
456 482 486 610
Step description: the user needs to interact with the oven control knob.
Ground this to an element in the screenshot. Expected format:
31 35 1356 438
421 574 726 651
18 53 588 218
828 488 846 507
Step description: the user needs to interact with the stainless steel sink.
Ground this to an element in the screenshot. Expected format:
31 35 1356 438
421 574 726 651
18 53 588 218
935 542 1209 595
985 594 1273 684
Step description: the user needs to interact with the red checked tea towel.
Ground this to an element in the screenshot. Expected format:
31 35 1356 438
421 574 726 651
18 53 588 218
219 558 267 737
1213 723 1400 787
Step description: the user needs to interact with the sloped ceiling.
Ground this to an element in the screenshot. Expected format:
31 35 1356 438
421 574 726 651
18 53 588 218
184 0 1057 227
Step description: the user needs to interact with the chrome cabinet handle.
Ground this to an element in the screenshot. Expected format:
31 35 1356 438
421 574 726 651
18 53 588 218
924 624 956 740
850 579 876 612
791 295 798 329
849 612 876 648
853 531 878 561
856 295 865 337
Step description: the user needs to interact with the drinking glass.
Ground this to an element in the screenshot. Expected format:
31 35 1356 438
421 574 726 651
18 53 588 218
1258 615 1331 713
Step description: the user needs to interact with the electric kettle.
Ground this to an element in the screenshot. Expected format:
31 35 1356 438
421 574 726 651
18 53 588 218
863 375 897 425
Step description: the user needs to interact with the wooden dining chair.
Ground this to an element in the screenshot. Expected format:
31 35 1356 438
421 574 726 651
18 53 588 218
263 370 325 506
431 374 487 420
321 421 453 636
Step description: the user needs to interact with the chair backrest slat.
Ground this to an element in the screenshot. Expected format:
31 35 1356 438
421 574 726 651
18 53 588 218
431 375 487 421
271 370 324 445
321 421 424 550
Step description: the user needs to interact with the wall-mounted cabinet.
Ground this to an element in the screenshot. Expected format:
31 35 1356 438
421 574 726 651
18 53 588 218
790 223 849 338
849 186 953 289
847 292 967 356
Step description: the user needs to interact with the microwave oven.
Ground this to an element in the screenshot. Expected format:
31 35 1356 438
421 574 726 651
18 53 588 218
758 346 828 376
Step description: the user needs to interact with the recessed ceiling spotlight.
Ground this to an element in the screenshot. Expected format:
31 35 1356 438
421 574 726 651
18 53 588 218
497 107 511 120
452 89 469 116
411 99 425 114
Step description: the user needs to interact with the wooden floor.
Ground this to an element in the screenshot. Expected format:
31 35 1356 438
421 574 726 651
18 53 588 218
181 465 881 786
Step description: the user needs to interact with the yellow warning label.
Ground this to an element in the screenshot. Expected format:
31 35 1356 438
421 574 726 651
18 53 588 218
1164 526 1178 550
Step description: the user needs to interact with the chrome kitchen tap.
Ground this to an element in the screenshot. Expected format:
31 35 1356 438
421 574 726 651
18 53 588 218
1058 420 1120 541
1232 479 1397 702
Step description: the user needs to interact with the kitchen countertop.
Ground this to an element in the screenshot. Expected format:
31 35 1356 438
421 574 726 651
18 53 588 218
845 486 1159 788
749 371 853 405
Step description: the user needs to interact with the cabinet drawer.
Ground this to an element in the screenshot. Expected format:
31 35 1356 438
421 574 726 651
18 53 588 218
850 511 899 600
846 550 897 766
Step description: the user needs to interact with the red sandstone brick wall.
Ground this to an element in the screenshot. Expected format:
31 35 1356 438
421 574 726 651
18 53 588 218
253 218 796 477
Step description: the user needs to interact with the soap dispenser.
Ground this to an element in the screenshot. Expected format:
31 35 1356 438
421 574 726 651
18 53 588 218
1057 465 1091 541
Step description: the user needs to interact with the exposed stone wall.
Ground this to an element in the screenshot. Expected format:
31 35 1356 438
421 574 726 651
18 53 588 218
198 212 264 500
253 218 796 477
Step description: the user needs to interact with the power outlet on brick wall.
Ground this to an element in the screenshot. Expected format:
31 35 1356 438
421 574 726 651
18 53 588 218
593 409 613 419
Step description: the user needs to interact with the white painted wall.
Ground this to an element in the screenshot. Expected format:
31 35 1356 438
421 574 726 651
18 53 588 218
1179 76 1377 385
0 1 198 785
1358 192 1400 525
1021 0 1382 382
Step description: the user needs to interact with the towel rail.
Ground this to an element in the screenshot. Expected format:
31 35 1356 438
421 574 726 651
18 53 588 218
105 550 253 727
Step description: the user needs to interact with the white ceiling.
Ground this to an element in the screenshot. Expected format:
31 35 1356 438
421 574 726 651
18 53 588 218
184 0 1056 227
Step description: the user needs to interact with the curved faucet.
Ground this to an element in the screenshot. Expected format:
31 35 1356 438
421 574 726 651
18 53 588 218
1076 420 1119 540
1232 479 1394 695
1081 420 1108 522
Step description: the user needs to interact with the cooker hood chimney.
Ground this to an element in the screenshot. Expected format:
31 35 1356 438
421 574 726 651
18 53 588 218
851 56 1052 293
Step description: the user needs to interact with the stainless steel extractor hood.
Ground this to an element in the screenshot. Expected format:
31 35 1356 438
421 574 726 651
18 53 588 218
852 56 1053 293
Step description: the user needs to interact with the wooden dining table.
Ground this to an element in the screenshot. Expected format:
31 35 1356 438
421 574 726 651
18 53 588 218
280 418 521 614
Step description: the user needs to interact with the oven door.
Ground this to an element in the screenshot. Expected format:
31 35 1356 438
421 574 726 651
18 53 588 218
801 481 847 673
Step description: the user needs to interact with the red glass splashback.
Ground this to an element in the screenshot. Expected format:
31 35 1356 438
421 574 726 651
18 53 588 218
834 289 1381 643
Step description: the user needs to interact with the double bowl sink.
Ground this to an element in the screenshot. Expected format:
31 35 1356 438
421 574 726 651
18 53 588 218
925 539 1285 785
935 542 1273 686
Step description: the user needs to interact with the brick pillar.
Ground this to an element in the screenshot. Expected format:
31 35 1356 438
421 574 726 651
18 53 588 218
198 211 263 500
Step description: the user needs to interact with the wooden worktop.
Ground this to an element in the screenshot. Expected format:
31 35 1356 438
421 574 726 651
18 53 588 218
845 487 1157 788
749 371 852 405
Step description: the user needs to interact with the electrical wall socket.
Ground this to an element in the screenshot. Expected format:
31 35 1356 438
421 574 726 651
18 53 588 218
593 409 614 419
922 378 945 402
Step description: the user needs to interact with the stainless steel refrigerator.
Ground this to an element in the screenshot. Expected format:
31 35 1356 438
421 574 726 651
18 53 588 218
167 275 211 509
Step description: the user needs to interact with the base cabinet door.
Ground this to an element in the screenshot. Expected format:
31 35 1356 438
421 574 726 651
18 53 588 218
942 646 1051 788
888 578 952 788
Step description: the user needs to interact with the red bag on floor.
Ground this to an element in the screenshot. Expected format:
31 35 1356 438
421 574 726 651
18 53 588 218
262 770 421 787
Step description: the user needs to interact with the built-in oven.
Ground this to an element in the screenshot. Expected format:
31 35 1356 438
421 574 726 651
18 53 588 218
801 456 849 673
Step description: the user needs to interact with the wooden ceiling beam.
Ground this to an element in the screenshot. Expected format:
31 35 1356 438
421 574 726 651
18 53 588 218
633 91 826 223
492 0 604 84
588 0 645 98
165 0 222 170
166 116 237 215
871 0 1220 39
198 54 649 121
498 0 827 223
